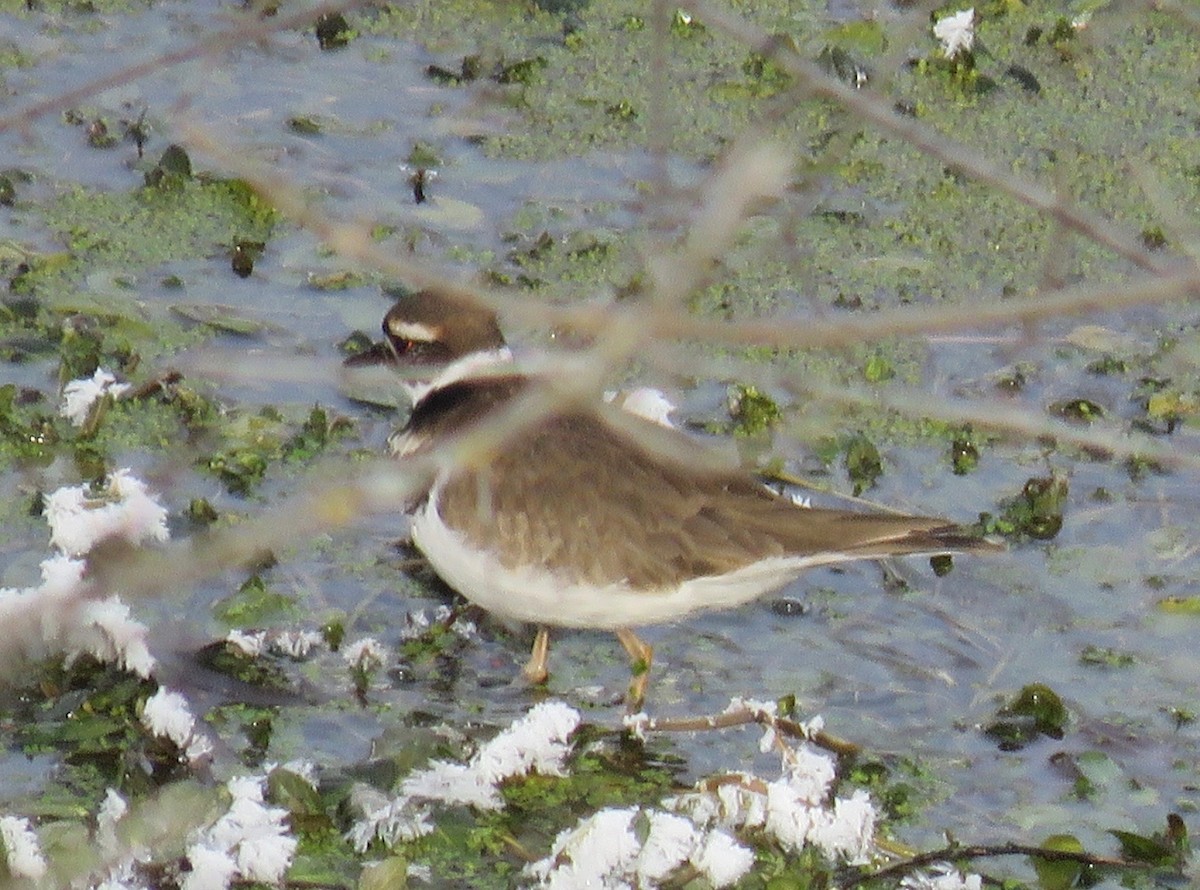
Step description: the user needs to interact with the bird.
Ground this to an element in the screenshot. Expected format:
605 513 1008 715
375 289 1001 709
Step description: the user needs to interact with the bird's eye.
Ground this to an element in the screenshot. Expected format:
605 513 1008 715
384 331 446 363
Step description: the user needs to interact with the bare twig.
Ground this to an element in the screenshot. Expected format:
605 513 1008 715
629 704 860 757
678 0 1175 275
838 840 1161 889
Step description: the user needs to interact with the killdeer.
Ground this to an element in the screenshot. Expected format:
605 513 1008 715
377 290 1000 708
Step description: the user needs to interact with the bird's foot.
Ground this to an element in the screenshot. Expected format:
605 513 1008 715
521 626 551 685
615 628 653 714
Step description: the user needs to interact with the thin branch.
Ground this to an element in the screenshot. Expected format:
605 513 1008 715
838 840 1161 889
678 0 1175 275
183 119 1200 360
630 705 861 757
790 375 1200 472
616 267 1200 350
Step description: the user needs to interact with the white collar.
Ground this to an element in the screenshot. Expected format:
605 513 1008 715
402 346 515 406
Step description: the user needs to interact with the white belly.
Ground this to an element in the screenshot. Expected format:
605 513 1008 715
410 487 826 630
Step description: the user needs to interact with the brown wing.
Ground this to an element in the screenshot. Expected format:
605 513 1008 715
435 407 995 589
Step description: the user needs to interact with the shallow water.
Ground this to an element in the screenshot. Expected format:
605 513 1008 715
2 0 1199 884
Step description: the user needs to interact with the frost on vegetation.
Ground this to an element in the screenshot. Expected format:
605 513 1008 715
50 775 298 890
0 469 168 680
265 759 318 790
524 806 754 889
224 628 387 686
60 367 131 427
140 687 213 764
268 628 324 658
400 604 477 640
726 695 778 720
342 636 386 671
2 470 217 765
224 628 267 657
349 700 582 850
669 713 876 867
933 8 975 58
89 789 155 890
44 468 169 558
610 701 876 885
96 789 130 856
0 815 48 881
353 696 872 888
180 775 297 890
901 863 983 890
223 627 327 660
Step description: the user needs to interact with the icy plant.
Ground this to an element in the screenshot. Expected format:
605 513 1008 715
223 627 327 659
224 629 268 657
44 469 169 557
525 807 754 889
0 470 222 767
265 760 318 790
96 789 130 856
86 789 155 889
344 636 387 693
180 775 297 890
343 635 386 693
342 636 386 671
902 863 984 890
349 700 582 850
269 629 325 658
141 687 214 765
399 604 477 641
0 470 168 679
353 696 880 888
668 703 877 866
60 367 131 426
0 815 48 881
933 8 975 59
539 701 874 888
34 774 301 890
225 628 386 690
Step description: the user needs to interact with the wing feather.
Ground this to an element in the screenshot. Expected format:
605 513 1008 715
436 406 995 589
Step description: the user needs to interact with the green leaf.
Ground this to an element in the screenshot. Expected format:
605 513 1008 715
1031 833 1084 890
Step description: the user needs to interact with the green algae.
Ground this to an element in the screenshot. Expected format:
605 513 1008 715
367 0 1200 460
728 382 782 436
6 659 189 814
203 404 355 495
45 176 275 272
984 681 1070 750
1 2 1198 886
983 474 1070 540
382 730 680 887
364 0 1200 403
212 572 299 627
0 170 279 467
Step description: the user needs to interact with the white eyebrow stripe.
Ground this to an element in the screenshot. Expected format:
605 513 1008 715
387 320 440 342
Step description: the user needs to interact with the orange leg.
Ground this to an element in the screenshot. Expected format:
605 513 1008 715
615 628 653 712
521 626 551 684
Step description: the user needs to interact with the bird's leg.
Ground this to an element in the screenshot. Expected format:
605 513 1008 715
521 626 551 684
615 628 653 712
